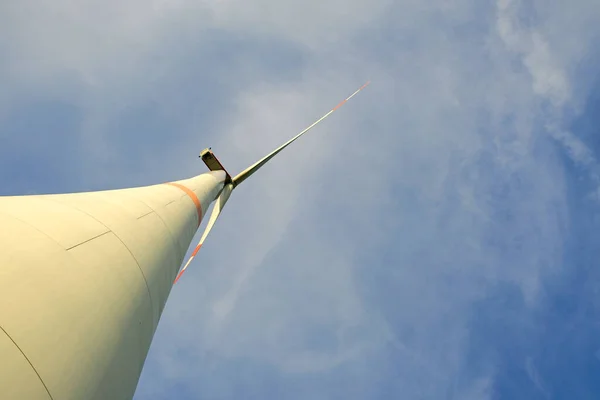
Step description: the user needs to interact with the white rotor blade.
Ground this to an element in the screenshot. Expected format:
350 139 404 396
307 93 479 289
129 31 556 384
174 183 233 283
174 81 370 284
232 81 370 187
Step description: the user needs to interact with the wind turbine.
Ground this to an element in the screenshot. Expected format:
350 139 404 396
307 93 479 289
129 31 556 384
0 81 369 400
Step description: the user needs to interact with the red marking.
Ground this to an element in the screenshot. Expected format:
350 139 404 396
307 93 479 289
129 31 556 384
173 268 186 284
191 244 202 257
332 99 347 111
164 182 203 227
173 246 202 284
332 81 370 112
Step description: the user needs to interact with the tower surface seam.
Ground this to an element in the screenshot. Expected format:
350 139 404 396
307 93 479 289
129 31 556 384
65 231 111 251
57 204 156 321
130 196 185 272
0 326 54 400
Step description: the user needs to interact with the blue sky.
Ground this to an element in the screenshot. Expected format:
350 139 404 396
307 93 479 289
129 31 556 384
2 0 600 399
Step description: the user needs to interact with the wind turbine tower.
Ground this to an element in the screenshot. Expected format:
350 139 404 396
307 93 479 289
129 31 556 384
0 82 370 400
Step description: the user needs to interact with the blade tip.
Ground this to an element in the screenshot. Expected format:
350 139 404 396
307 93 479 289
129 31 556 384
173 270 186 284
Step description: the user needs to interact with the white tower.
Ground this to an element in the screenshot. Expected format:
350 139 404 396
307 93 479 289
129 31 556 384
0 82 369 400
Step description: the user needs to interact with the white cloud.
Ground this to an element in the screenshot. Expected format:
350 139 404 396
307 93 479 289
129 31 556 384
525 357 551 398
497 0 571 106
495 0 598 172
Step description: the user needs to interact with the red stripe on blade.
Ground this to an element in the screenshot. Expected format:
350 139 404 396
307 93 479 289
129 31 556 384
173 269 186 284
191 244 202 257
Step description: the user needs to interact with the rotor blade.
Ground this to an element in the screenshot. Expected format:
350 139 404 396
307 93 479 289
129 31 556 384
232 81 370 188
174 183 234 284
